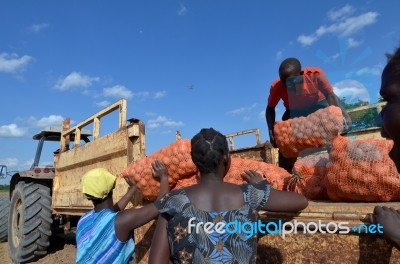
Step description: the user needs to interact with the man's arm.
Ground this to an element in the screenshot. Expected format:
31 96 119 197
266 106 277 148
325 93 352 128
316 71 352 128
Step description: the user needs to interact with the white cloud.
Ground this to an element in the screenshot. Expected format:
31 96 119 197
297 11 379 46
297 35 318 46
0 158 18 167
35 115 64 128
347 38 361 48
275 50 283 61
355 66 381 76
333 79 370 103
331 53 340 61
148 115 184 129
103 85 133 99
55 71 100 91
29 23 49 32
177 4 187 16
0 53 33 73
327 4 355 21
228 104 257 115
154 90 167 99
96 100 110 107
0 124 27 137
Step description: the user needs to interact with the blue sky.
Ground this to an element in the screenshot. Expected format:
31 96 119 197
0 1 399 184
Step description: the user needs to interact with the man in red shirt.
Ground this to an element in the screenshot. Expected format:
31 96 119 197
266 58 351 172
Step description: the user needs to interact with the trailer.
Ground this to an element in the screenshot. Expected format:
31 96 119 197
5 99 400 263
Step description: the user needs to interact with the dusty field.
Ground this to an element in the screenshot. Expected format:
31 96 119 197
0 192 77 264
0 236 77 264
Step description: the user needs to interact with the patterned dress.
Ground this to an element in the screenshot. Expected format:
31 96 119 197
155 181 271 264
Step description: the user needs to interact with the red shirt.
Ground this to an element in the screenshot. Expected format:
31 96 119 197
267 67 334 110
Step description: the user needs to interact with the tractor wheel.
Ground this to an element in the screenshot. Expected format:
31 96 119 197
0 196 10 242
8 181 52 263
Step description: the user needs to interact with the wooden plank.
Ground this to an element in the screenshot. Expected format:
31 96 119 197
93 117 100 140
62 99 126 137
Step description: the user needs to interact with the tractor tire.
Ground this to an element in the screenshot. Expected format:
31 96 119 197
8 181 52 263
0 196 10 242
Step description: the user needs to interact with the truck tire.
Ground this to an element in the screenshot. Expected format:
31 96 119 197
8 181 52 263
0 196 10 242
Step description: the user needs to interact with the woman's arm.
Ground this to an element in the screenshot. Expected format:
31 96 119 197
263 188 308 212
149 215 171 264
113 176 137 211
242 170 308 212
114 159 170 242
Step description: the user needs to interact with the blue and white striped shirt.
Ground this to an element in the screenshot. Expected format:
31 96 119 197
76 209 135 264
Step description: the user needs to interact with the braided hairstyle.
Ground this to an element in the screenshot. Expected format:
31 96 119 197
191 128 229 174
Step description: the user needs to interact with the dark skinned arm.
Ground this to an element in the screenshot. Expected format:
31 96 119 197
325 92 352 129
149 215 170 264
266 106 277 148
368 206 400 250
113 176 137 212
242 170 308 212
114 159 170 242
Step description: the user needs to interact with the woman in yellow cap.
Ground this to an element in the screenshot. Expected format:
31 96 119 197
76 159 169 264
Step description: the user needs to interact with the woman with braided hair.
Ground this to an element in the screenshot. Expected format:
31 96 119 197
149 128 308 264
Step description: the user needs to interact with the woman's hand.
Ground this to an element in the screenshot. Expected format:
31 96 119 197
152 159 170 198
241 170 265 184
123 175 136 188
152 159 168 180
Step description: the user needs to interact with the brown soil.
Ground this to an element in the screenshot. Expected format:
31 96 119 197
0 191 77 263
0 234 77 264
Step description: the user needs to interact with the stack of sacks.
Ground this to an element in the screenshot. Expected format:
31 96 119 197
122 140 291 200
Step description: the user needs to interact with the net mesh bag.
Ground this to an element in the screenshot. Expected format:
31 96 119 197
325 135 400 202
274 106 344 158
287 151 330 200
122 139 291 200
121 139 197 200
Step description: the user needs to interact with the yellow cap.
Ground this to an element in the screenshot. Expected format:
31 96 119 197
82 168 117 199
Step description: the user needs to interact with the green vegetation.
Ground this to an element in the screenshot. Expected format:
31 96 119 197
340 98 380 130
0 185 10 193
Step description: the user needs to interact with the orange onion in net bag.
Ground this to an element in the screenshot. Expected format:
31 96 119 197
325 136 400 202
121 139 197 200
174 173 199 189
224 157 291 190
122 140 292 200
288 152 330 200
274 106 344 158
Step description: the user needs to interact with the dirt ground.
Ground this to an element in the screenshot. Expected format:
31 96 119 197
0 192 77 264
0 235 77 264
